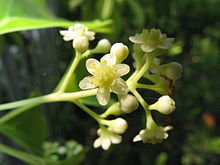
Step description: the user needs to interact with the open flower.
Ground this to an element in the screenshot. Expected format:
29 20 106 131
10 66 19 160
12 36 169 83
79 53 130 105
133 119 173 144
93 128 122 150
60 23 95 41
129 29 174 53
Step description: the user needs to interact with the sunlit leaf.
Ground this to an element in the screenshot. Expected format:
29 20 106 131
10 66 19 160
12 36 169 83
0 0 112 35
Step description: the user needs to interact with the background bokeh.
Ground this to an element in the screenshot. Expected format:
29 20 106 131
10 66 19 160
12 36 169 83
0 0 220 164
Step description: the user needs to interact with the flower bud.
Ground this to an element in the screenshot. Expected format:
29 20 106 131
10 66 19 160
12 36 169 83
94 39 111 53
108 118 128 134
72 36 89 52
160 62 182 80
149 95 175 115
119 94 139 113
110 43 129 63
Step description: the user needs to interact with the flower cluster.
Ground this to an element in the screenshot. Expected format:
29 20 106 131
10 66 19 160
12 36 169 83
60 24 182 150
94 118 128 150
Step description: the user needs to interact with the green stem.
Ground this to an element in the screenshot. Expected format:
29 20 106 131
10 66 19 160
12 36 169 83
72 100 101 122
126 69 139 83
130 89 148 111
145 108 154 129
132 55 153 83
0 89 97 111
57 51 82 93
136 83 160 90
0 143 47 165
0 94 57 111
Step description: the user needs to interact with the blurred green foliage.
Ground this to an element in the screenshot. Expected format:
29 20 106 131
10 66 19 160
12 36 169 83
0 0 220 165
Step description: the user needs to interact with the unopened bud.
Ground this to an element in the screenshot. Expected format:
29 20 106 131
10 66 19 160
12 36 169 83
94 39 111 53
160 62 182 80
149 95 175 115
73 36 89 52
110 43 129 63
120 94 139 113
108 118 128 134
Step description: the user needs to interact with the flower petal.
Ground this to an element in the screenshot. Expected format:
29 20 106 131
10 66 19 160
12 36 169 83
114 64 130 77
101 138 111 150
129 34 144 43
100 53 116 66
157 38 174 49
141 43 155 53
79 76 97 89
133 134 141 142
93 138 102 148
110 134 122 144
96 87 110 105
111 78 129 95
86 58 101 75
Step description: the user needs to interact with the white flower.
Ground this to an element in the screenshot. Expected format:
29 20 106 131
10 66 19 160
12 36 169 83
133 123 173 144
60 23 95 41
93 128 122 150
129 29 174 53
79 53 130 105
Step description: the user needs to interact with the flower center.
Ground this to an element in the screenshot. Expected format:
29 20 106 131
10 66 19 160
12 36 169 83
94 66 115 87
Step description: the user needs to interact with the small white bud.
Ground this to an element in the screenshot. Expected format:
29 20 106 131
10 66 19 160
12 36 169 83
108 118 128 134
149 95 175 115
120 94 139 113
72 36 89 52
94 39 111 53
110 43 129 63
160 62 182 80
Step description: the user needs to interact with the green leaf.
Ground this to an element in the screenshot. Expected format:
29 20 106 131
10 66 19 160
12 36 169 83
0 0 112 35
0 106 48 155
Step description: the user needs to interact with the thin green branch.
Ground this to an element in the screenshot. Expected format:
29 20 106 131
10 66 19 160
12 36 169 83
0 143 47 165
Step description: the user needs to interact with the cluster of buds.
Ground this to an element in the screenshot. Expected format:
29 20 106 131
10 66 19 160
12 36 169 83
60 24 182 150
129 29 182 144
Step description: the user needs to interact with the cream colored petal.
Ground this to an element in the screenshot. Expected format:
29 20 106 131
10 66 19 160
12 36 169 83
111 78 129 95
93 138 102 148
86 31 95 40
97 87 110 105
163 125 173 131
110 134 122 144
157 38 174 49
133 134 142 142
60 30 69 36
101 138 111 150
141 44 155 53
100 53 116 66
86 58 101 75
114 64 130 77
79 76 97 89
129 34 144 43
